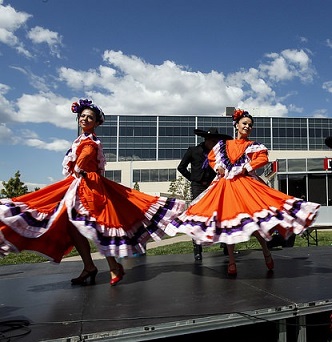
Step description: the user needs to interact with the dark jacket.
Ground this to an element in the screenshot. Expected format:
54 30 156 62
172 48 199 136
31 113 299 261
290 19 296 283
177 142 216 184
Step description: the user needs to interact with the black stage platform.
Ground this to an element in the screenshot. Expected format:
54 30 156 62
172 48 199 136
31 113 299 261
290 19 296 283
1 246 332 342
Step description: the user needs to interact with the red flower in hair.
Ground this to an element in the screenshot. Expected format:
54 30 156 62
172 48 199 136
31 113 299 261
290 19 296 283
232 109 245 126
71 102 79 113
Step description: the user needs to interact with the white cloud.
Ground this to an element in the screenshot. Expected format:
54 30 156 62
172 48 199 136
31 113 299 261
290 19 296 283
299 36 308 43
326 39 332 49
15 93 77 130
59 54 241 115
0 1 31 31
288 104 303 113
0 124 70 152
58 67 107 90
0 123 18 144
25 182 47 191
0 3 62 59
0 48 321 133
322 81 332 94
0 82 10 94
17 129 69 154
312 109 328 117
27 26 63 58
259 49 315 83
57 49 300 116
10 66 52 92
0 85 17 123
226 68 275 102
24 137 70 152
0 1 32 57
0 27 18 46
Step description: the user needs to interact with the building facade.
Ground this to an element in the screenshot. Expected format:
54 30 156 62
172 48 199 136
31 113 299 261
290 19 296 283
96 114 332 222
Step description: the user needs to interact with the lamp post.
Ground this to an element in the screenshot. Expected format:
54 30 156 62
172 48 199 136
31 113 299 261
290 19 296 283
129 160 133 188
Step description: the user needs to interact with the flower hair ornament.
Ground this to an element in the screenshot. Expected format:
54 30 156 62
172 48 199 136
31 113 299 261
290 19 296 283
232 108 253 127
71 99 105 124
232 109 244 127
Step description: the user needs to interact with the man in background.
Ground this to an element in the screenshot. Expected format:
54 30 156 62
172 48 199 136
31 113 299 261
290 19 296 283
177 128 232 260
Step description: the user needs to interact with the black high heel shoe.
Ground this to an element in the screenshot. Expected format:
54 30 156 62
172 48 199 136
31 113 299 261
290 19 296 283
71 268 98 285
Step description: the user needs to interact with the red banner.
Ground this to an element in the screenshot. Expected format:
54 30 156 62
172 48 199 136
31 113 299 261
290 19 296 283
324 158 332 170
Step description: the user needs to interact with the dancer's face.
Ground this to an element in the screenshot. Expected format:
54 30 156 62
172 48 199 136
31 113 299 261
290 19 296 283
79 109 98 133
236 116 253 139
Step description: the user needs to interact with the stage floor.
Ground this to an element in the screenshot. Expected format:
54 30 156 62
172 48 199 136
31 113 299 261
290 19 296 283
1 246 332 341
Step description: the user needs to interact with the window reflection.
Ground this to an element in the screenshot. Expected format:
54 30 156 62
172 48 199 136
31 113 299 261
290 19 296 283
308 174 327 205
133 169 176 183
105 170 121 183
288 159 306 172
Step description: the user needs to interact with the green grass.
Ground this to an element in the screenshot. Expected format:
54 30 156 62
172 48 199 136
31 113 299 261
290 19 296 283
147 231 332 255
0 231 331 266
0 247 82 265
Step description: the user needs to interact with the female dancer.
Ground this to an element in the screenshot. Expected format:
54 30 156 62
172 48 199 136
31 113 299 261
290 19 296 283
0 99 185 285
166 109 320 276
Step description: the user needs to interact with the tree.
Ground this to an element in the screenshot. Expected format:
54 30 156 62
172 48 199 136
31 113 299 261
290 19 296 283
133 182 140 191
1 171 29 198
168 176 191 201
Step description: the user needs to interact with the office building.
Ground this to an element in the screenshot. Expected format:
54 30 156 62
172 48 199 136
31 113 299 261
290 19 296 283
97 114 332 221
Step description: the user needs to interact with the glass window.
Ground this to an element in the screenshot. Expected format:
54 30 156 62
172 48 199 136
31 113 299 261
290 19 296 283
169 169 176 181
197 117 234 139
328 174 332 206
150 169 158 182
278 174 287 193
141 170 150 182
105 170 121 183
252 117 271 148
271 118 308 150
308 118 332 150
277 159 287 172
308 174 327 205
133 170 140 182
288 174 307 198
307 158 325 171
159 169 169 181
103 151 117 162
288 159 306 172
98 115 332 162
132 169 177 182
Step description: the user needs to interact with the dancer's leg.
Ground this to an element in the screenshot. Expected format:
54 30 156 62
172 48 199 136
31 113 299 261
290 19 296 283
106 256 125 286
252 231 274 270
68 224 96 272
227 244 237 275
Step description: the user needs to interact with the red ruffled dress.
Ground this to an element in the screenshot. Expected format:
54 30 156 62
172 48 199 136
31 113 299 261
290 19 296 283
165 139 320 245
0 133 185 262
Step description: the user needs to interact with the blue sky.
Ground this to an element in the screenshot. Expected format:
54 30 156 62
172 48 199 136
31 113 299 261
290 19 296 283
1 0 332 189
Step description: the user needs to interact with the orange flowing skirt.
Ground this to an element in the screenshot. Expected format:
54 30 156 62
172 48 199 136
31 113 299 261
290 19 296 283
165 174 320 245
0 173 185 262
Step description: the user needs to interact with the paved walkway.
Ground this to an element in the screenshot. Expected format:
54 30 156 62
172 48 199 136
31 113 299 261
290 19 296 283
64 234 192 261
146 234 192 249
